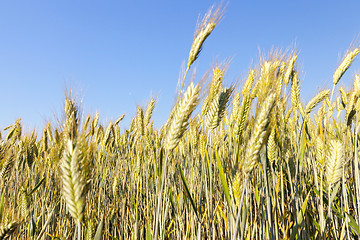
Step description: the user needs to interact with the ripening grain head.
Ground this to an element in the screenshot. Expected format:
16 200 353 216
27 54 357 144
61 140 85 222
333 48 360 85
165 83 200 151
284 54 298 86
305 89 330 114
187 5 224 70
243 92 276 175
64 96 79 141
326 139 344 187
205 86 233 130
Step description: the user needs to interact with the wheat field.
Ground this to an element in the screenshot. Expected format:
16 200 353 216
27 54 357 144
1 5 360 239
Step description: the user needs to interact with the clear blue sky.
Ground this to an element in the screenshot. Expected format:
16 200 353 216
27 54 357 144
1 1 360 133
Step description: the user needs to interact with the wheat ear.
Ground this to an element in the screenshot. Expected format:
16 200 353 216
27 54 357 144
61 140 85 223
242 70 255 96
0 156 14 181
284 54 298 87
234 95 251 138
136 107 144 137
0 221 18 239
243 92 276 175
165 83 200 151
205 87 232 129
64 97 79 141
267 127 277 163
315 136 326 168
333 48 360 85
114 114 125 126
291 71 300 112
326 139 344 186
201 66 224 116
305 90 330 114
187 5 223 70
144 99 156 127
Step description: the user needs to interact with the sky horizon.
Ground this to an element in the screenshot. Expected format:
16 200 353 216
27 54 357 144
1 1 360 134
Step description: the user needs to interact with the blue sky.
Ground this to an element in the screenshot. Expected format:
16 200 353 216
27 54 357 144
1 1 360 133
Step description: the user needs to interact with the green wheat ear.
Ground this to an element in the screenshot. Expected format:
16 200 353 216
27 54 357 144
61 140 85 223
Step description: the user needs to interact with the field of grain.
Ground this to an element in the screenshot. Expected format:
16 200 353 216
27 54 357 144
1 5 360 239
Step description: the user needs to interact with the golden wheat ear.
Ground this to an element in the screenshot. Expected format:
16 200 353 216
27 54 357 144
305 90 330 114
187 5 224 70
333 48 360 85
178 4 225 98
63 95 80 141
144 99 156 127
284 54 298 87
0 155 14 182
243 92 276 175
165 82 200 151
205 87 233 130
